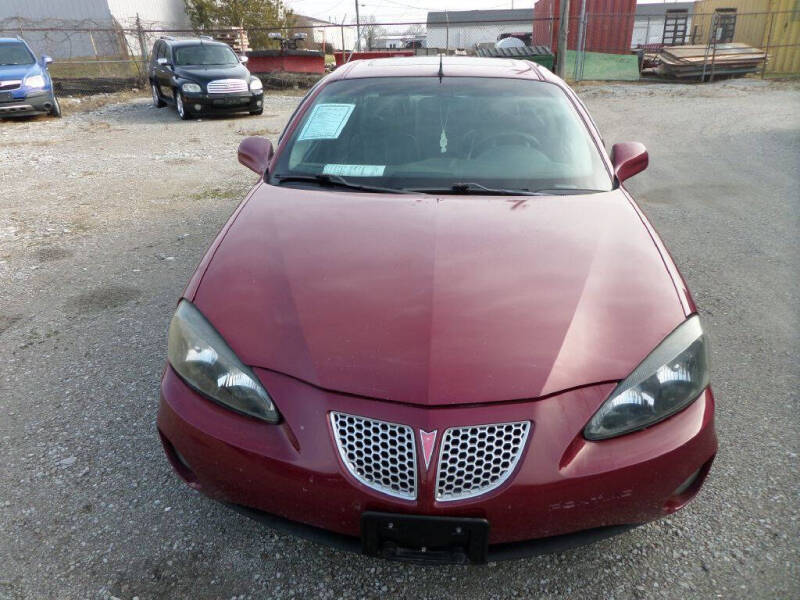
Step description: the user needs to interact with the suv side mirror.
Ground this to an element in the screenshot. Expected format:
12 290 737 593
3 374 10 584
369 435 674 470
611 142 648 183
239 55 249 63
157 57 170 66
42 55 53 65
238 136 274 174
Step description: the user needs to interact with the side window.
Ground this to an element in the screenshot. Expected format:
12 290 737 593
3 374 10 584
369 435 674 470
156 42 166 61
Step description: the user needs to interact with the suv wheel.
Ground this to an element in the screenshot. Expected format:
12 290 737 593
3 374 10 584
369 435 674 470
152 83 165 108
175 91 191 120
49 95 62 118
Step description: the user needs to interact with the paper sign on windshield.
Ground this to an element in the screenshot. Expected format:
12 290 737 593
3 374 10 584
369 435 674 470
297 103 355 141
323 164 385 177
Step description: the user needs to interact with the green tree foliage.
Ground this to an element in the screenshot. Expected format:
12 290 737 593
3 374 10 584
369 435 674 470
183 0 295 49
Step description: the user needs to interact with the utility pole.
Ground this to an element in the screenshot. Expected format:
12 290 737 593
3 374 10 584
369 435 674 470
354 0 361 51
555 0 570 77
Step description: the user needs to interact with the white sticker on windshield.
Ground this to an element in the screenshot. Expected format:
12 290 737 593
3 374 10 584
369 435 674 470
323 164 385 177
297 103 355 141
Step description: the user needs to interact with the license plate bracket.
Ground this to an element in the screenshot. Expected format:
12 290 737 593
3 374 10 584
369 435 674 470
0 91 12 102
361 512 489 564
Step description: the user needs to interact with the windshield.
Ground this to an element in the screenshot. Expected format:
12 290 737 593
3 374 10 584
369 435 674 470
0 42 35 66
271 77 612 194
174 44 238 66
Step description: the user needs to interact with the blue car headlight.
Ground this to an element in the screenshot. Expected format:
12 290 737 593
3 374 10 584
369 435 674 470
24 74 46 89
584 315 709 440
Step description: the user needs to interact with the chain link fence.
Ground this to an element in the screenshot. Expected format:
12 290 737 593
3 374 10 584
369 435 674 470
2 11 798 97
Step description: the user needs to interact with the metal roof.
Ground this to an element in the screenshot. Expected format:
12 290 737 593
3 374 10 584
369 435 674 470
426 9 534 26
635 1 696 17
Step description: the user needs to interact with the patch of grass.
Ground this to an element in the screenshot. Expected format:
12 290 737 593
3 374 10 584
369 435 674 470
235 127 280 136
189 184 249 201
49 57 145 79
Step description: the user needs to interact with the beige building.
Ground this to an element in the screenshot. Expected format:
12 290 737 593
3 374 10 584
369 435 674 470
692 0 800 74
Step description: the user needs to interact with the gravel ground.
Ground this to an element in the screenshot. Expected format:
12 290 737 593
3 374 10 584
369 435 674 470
1 80 798 599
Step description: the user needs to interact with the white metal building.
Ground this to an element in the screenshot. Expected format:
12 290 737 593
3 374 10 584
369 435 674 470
294 14 358 51
1 0 189 57
426 9 534 51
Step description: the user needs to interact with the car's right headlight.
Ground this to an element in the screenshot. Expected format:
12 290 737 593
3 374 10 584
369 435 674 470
249 77 263 92
181 82 202 93
584 315 709 440
168 300 279 423
24 74 45 88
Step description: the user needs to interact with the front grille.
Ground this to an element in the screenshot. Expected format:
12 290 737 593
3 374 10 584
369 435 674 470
435 421 530 502
206 79 248 94
330 412 417 500
0 80 21 91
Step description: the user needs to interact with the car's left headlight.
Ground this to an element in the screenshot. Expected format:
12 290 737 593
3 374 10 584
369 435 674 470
24 74 45 89
249 77 263 92
168 300 279 423
584 315 709 440
181 82 202 93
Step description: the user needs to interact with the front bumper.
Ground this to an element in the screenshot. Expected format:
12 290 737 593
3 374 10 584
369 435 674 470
0 89 54 117
157 366 717 560
181 91 263 115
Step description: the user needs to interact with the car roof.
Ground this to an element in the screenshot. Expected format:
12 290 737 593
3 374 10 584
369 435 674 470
162 37 230 48
330 56 559 83
0 38 28 44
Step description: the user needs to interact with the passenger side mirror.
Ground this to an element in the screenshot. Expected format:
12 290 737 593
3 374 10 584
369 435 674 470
239 55 249 63
157 57 170 66
42 55 53 65
611 142 648 183
238 136 274 175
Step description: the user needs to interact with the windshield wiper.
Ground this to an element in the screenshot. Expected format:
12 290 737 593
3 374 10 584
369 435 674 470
530 188 606 195
409 183 606 196
408 182 541 196
272 173 412 194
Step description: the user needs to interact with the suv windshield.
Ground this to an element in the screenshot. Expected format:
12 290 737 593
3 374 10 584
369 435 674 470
271 77 613 194
174 44 238 66
0 42 35 66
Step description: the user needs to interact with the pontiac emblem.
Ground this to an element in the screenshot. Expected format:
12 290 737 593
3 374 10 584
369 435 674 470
419 430 437 469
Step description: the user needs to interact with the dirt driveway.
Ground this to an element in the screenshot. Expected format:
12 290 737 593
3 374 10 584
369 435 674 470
1 80 798 599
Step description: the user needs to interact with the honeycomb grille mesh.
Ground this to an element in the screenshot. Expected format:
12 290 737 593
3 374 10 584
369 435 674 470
436 421 530 501
330 412 417 500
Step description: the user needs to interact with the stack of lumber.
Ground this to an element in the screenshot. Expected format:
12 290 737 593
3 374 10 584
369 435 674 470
656 43 766 79
213 27 251 53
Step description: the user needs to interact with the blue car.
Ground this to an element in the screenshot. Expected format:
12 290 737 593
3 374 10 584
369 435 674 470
0 37 61 118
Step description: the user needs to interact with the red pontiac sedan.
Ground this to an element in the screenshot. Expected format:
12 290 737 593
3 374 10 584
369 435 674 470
157 57 716 564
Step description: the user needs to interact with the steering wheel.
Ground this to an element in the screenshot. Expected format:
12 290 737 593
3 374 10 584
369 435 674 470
469 131 542 159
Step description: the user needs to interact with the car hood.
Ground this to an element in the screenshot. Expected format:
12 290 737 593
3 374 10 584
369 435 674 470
173 64 249 83
0 63 38 81
192 186 686 406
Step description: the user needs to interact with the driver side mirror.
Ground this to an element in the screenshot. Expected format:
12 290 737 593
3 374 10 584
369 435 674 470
239 55 249 63
42 55 53 65
157 57 170 66
611 142 648 183
238 136 274 174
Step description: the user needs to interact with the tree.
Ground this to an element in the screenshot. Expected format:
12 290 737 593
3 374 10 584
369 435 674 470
360 15 385 50
183 0 295 49
403 24 425 36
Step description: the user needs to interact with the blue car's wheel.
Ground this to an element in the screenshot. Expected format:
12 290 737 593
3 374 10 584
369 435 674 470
50 94 61 118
